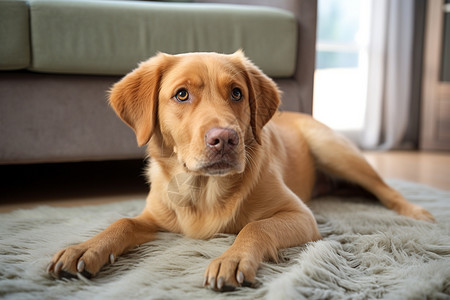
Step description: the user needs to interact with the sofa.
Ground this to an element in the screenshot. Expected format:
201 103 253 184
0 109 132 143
0 0 317 164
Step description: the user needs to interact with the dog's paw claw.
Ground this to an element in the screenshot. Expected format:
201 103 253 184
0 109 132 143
46 262 54 274
54 261 63 275
217 277 224 290
236 271 244 284
77 260 85 272
209 277 216 289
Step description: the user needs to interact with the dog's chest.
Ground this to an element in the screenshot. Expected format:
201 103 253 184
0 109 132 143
149 162 246 239
166 183 244 239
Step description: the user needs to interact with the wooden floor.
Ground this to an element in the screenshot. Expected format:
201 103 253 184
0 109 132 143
363 151 450 191
0 151 449 213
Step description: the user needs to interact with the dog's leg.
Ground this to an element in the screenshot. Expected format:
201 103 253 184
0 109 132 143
204 205 321 291
303 117 435 222
47 211 157 279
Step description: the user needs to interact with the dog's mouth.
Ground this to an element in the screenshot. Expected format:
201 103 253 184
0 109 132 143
198 160 239 176
186 159 243 176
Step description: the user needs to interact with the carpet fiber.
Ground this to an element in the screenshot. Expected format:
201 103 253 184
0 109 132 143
1 179 449 299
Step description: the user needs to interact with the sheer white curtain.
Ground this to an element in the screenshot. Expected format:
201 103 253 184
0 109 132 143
360 0 415 150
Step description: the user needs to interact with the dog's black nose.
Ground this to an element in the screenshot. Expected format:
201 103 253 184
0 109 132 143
205 128 239 152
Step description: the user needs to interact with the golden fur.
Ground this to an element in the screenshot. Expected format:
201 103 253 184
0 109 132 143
47 51 435 291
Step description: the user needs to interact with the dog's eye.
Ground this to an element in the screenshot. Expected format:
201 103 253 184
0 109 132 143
231 88 242 101
175 89 189 102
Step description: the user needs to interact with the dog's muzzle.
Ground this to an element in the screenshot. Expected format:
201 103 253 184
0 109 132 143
200 128 241 175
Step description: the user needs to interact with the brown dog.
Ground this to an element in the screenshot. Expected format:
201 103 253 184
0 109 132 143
47 51 434 291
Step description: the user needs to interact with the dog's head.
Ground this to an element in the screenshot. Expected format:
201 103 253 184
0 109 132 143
109 51 280 176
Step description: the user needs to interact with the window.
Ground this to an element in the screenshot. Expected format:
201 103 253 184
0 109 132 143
313 0 371 142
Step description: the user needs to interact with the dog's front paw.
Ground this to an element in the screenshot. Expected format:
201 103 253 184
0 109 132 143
203 252 258 292
47 243 115 280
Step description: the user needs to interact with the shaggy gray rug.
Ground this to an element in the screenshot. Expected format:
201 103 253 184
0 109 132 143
0 179 449 300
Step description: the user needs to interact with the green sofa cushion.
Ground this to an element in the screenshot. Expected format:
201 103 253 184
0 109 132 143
29 0 297 77
0 0 30 70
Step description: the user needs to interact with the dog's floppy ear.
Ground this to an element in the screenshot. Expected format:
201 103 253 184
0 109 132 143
236 51 281 144
109 53 171 146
